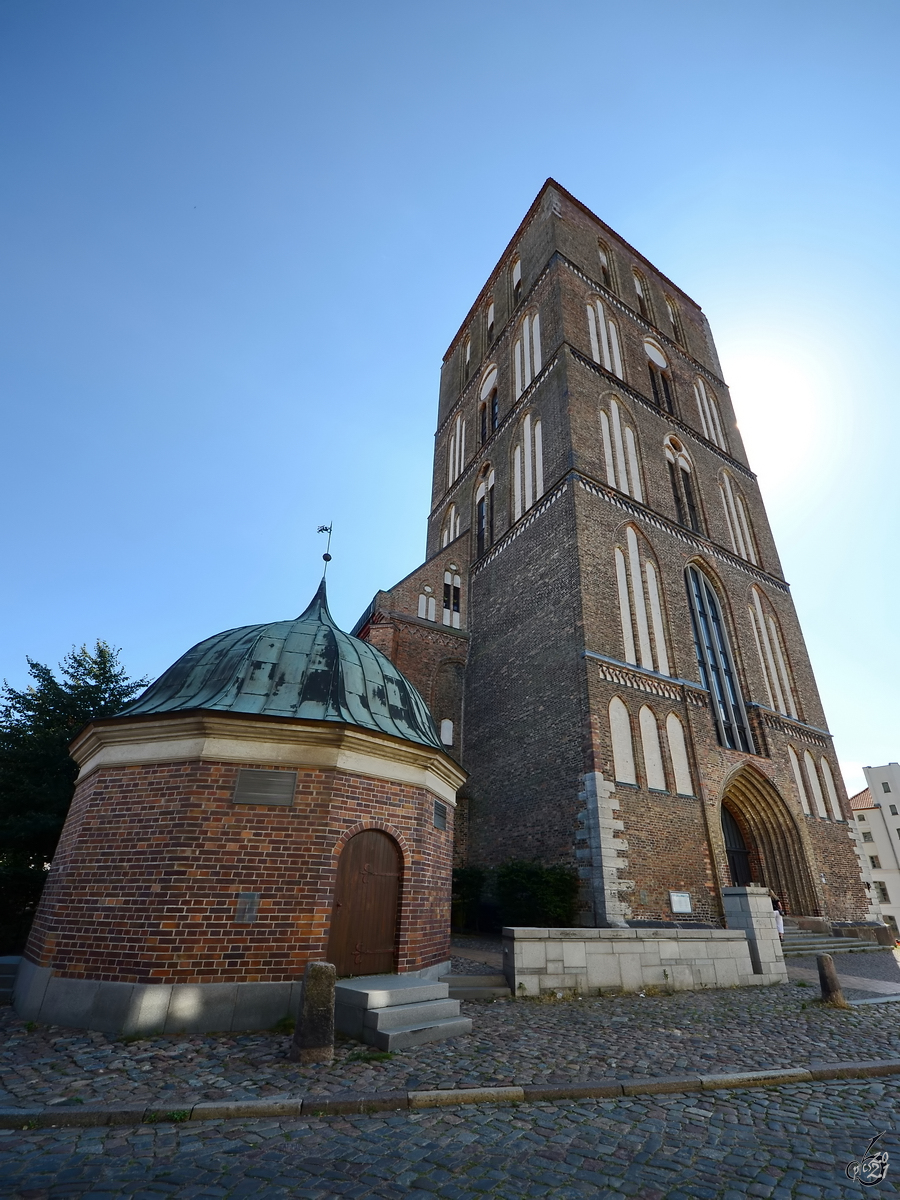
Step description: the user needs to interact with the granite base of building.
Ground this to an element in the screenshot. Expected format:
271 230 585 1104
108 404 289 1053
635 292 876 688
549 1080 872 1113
12 959 450 1035
504 887 787 996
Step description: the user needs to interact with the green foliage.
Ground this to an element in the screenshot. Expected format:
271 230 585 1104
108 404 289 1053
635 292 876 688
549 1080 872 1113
451 866 486 930
0 642 148 952
495 860 580 928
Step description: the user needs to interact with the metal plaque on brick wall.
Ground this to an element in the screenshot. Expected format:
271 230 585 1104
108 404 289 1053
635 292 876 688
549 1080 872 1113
233 768 297 806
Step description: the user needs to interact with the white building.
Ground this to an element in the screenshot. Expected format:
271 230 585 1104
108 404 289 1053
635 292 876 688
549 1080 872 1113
849 763 900 935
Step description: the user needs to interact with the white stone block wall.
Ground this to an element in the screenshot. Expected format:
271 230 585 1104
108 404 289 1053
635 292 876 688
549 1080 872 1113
502 892 787 996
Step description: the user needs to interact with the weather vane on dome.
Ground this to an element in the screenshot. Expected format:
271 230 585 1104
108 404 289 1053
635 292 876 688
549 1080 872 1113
317 524 333 575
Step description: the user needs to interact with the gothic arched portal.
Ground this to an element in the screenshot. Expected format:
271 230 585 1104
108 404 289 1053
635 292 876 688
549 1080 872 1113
720 766 819 916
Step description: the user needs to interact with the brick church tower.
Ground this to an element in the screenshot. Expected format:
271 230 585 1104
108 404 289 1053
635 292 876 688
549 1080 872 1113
356 179 875 927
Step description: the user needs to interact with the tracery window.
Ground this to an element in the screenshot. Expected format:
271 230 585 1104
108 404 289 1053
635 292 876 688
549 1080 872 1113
443 569 461 628
633 270 651 321
587 297 624 379
747 588 797 719
597 240 615 291
645 340 674 412
720 472 758 564
665 437 702 533
665 297 683 345
600 398 642 501
512 412 543 520
475 467 495 557
513 311 542 399
614 527 670 675
686 565 754 753
417 587 436 622
479 367 498 444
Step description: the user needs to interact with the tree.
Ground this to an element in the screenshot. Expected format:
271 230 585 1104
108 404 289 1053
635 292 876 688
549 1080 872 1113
0 642 148 951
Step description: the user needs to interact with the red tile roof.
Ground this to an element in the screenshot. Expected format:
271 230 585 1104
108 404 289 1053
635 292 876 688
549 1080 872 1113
850 788 873 810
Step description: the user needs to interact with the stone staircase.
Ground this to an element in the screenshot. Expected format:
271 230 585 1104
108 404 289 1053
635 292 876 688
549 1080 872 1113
440 973 511 1001
0 957 20 1004
781 930 891 958
335 975 472 1051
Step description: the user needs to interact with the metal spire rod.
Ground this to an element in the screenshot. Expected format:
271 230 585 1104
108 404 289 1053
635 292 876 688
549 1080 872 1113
317 524 333 574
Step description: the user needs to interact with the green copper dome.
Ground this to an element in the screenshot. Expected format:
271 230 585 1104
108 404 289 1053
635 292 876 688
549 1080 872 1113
119 580 444 750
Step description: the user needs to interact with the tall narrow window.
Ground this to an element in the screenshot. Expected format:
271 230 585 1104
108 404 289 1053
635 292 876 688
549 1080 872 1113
693 379 726 450
587 298 623 379
615 530 670 675
463 337 471 376
633 271 650 320
747 588 797 718
803 750 829 818
666 713 694 795
447 414 467 487
720 472 758 565
609 697 636 785
665 297 682 344
441 504 460 547
686 565 754 753
600 398 643 501
479 403 488 445
512 413 543 520
513 311 542 398
788 746 811 815
512 258 522 305
665 437 702 533
443 570 461 628
820 757 843 822
417 590 437 622
491 389 499 431
639 705 667 791
475 468 495 557
486 300 495 343
645 341 674 412
479 367 498 442
597 240 614 290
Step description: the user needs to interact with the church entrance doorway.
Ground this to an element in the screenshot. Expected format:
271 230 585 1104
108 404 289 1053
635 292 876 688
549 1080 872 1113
327 830 401 976
720 767 818 915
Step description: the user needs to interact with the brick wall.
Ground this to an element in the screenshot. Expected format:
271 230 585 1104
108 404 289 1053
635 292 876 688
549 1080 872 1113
26 758 453 984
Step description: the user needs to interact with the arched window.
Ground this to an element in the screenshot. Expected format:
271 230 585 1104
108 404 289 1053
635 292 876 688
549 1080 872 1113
665 297 682 345
665 437 701 533
512 257 522 305
639 705 667 791
747 588 797 718
614 527 670 675
803 749 829 819
587 298 623 378
442 569 461 628
475 467 495 557
463 337 471 376
820 757 843 821
512 412 543 520
513 311 542 399
694 378 726 450
788 745 811 815
486 300 495 344
645 340 674 412
720 472 757 564
441 504 460 547
633 270 651 321
609 696 636 784
479 367 498 444
600 398 642 501
597 240 615 291
417 587 436 622
686 565 754 753
447 413 467 487
666 713 693 795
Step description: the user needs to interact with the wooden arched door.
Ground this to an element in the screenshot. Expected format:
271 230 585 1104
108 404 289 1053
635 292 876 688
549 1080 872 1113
327 830 401 976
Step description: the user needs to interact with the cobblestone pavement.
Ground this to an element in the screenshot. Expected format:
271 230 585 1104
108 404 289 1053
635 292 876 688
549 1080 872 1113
787 950 900 1001
1 1078 899 1197
3 984 900 1110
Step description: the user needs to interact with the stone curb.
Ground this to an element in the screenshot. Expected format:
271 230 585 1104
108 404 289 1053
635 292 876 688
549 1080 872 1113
3 1060 900 1127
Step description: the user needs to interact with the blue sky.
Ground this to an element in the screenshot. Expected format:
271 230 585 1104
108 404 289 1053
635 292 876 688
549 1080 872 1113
2 1 898 796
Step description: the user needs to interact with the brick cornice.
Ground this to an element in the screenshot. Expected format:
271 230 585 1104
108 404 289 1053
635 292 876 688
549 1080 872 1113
71 711 465 804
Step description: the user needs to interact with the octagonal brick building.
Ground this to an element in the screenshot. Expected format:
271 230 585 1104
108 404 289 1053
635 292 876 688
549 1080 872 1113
15 581 464 1035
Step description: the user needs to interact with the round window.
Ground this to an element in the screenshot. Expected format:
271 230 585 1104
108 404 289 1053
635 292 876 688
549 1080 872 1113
643 340 668 369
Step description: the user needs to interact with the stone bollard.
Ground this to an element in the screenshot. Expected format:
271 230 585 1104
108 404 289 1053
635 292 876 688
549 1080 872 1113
289 961 336 1063
817 953 849 1008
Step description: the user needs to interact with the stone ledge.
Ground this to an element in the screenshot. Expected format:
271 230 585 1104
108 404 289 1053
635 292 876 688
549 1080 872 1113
2 1059 899 1126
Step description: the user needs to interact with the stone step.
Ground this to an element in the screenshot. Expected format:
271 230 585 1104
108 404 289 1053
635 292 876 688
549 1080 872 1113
335 975 449 1010
441 974 507 987
448 985 511 1000
440 974 511 1001
365 1016 473 1052
363 998 461 1032
782 940 890 957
